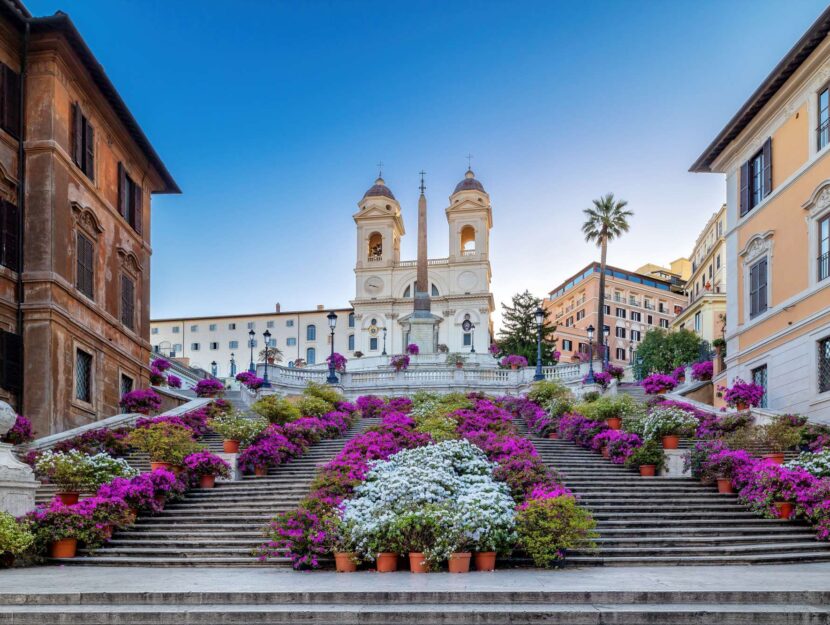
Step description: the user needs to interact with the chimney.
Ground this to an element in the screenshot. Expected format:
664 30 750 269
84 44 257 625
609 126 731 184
275 303 281 313
317 304 324 311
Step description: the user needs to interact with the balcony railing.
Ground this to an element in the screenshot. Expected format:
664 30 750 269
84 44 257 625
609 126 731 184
818 117 830 151
819 252 830 282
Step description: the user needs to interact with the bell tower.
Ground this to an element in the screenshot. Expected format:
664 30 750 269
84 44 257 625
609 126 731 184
446 169 492 262
353 176 404 271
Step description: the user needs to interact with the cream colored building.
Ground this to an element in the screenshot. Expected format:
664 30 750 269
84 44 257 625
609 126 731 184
691 7 830 420
672 205 727 344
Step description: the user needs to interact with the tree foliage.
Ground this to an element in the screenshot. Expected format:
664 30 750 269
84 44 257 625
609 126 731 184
634 328 704 375
496 291 558 365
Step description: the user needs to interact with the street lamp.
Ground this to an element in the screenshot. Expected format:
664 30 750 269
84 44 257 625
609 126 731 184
211 361 217 377
230 353 236 377
248 329 256 373
533 306 545 381
586 324 596 384
326 311 338 384
603 326 610 370
262 330 272 388
382 326 387 356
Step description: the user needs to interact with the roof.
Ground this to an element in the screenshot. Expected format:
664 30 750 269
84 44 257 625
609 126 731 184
453 169 485 193
547 261 676 299
690 6 830 173
363 177 395 200
0 3 180 193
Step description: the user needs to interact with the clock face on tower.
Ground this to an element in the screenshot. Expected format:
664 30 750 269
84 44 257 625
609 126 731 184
364 276 384 295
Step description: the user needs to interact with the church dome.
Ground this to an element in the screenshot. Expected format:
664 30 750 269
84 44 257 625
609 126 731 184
453 169 485 193
363 177 396 200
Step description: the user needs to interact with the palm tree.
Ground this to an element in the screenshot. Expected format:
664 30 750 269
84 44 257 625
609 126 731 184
582 193 633 363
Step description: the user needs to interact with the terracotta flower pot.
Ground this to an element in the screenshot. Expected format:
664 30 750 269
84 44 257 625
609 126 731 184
50 538 77 559
376 552 398 573
657 389 667 395
661 435 680 450
736 402 748 411
716 477 734 494
605 417 621 430
334 552 357 573
511 365 518 370
548 432 559 440
55 491 79 505
223 440 240 453
409 552 429 573
775 502 794 520
199 475 216 489
456 362 463 369
254 466 268 477
150 461 172 472
448 552 471 573
764 453 785 465
601 447 610 459
474 551 496 572
639 464 656 477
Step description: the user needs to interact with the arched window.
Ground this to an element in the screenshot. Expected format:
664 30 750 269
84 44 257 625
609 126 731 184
306 324 316 341
461 225 476 254
403 284 411 298
306 347 316 364
404 282 439 298
348 334 355 350
348 312 355 328
431 283 439 296
368 232 383 261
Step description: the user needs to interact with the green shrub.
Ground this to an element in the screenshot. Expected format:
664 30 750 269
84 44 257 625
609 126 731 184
527 380 570 405
253 395 302 424
127 423 202 464
303 382 343 407
547 397 574 419
577 395 644 422
624 440 666 470
726 422 802 454
208 412 267 443
297 396 333 417
516 496 597 567
581 391 600 403
414 414 458 442
0 512 34 556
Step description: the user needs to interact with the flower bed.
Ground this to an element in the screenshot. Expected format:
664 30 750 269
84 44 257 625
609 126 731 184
721 378 765 408
500 355 528 368
194 378 225 398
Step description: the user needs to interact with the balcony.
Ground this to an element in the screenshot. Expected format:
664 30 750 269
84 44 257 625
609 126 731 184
819 252 830 282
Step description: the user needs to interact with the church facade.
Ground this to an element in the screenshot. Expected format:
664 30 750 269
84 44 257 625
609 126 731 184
351 170 495 357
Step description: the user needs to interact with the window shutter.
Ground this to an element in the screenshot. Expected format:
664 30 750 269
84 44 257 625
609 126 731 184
0 329 22 393
132 183 143 235
2 65 20 139
84 120 95 181
117 162 127 219
758 258 768 313
121 274 134 330
1 199 18 272
72 103 83 166
739 161 750 216
762 137 772 197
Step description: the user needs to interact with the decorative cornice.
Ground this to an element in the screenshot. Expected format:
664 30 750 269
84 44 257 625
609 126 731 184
70 201 104 240
116 247 143 274
738 230 775 262
802 178 830 218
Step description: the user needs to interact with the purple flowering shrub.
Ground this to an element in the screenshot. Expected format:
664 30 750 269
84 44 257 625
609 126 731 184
119 389 163 415
606 364 624 381
151 358 172 372
691 361 713 381
2 414 34 445
183 451 231 479
52 427 131 457
326 352 348 372
405 343 420 356
585 371 612 388
389 354 410 371
166 374 182 389
235 371 265 390
194 378 225 398
500 354 528 368
641 373 677 394
722 378 765 408
355 395 384 419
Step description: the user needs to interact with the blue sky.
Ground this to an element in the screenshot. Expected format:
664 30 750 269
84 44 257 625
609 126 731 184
27 0 830 323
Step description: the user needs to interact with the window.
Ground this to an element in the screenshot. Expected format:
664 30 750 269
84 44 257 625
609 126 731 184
172 326 180 334
286 320 294 327
749 258 768 318
287 337 297 346
120 373 133 397
604 305 611 315
819 85 829 150
229 359 237 377
615 308 626 319
431 284 439 296
76 232 94 299
190 325 199 332
348 334 355 350
191 343 200 351
210 342 219 350
228 323 237 330
247 322 255 330
740 139 771 216
716 254 721 269
578 342 588 354
209 324 217 331
694 311 702 333
463 333 472 346
647 315 653 325
819 214 830 282
616 348 626 360
72 103 95 181
0 63 20 138
631 330 641 341
0 198 19 272
307 325 316 341
306 347 316 364
121 275 135 330
267 320 275 328
630 311 641 322
229 340 239 349
562 339 573 351
173 343 182 353
615 327 626 339
75 348 92 403
659 319 669 329
820 337 830 394
565 316 573 327
117 163 142 233
369 337 378 351
751 364 768 408
576 310 585 321
348 313 355 328
211 362 218 377
267 338 276 348
151 328 159 335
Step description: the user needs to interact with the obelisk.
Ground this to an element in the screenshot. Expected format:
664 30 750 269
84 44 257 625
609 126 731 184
407 171 440 353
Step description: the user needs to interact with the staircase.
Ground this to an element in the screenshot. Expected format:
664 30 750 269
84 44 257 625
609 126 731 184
522 424 830 566
62 418 375 567
616 382 647 402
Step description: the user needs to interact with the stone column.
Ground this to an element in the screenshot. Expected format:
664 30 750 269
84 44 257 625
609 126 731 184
0 402 39 516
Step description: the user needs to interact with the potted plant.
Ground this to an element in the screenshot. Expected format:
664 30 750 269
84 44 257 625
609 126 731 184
406 343 420 356
183 451 231 489
326 517 359 573
390 354 410 372
500 354 528 370
193 378 225 398
127 423 202 470
0 512 34 567
641 373 677 395
757 422 803 464
625 440 665 477
26 500 102 559
119 388 163 415
34 450 137 504
586 371 612 389
606 364 624 382
446 353 467 369
641 406 698 450
326 352 348 373
390 510 437 574
722 378 765 411
208 412 267 453
672 366 686 383
2 414 34 445
701 448 753 494
515 495 597 568
691 361 714 382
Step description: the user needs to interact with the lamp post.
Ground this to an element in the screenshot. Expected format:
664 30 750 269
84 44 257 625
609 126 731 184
470 324 476 353
533 306 545 381
382 326 387 356
326 311 338 384
230 353 236 377
262 330 272 388
248 329 256 373
603 326 610 370
586 324 596 384
211 361 217 377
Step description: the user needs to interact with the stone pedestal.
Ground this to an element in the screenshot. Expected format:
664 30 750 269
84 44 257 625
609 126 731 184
406 315 439 354
0 401 39 515
659 449 691 478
